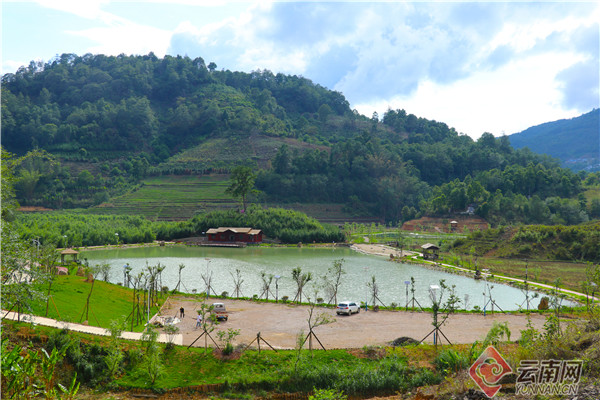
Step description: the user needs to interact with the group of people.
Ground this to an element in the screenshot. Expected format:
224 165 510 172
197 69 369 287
179 306 203 328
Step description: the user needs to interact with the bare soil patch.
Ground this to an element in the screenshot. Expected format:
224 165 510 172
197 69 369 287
401 216 489 233
159 296 546 349
18 206 53 212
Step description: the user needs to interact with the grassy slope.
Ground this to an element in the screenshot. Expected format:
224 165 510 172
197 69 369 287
28 275 162 332
447 222 599 292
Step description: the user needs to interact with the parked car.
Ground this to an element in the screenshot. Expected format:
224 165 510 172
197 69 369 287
336 301 360 315
211 302 229 321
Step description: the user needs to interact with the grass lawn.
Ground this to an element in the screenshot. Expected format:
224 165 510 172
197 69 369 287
28 275 163 332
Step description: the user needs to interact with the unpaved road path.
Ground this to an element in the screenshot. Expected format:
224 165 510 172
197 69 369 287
160 296 548 349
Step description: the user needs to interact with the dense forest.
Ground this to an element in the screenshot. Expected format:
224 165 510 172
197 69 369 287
2 53 599 226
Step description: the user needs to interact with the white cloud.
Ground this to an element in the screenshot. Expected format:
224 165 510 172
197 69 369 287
355 51 586 138
33 0 173 57
34 0 109 20
69 24 172 57
4 1 597 139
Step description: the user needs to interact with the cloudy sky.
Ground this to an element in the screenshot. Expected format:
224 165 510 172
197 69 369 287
2 1 598 138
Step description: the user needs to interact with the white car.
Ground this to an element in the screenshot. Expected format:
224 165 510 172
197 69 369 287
336 301 360 315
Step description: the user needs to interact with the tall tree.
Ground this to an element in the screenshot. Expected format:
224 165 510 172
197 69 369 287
226 165 256 212
1 148 47 317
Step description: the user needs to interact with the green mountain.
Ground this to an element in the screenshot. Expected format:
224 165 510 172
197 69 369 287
2 54 597 226
508 109 600 171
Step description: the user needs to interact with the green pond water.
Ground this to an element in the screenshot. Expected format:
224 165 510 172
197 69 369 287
82 245 551 311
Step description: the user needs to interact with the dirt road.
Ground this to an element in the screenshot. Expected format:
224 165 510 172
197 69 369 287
159 296 547 349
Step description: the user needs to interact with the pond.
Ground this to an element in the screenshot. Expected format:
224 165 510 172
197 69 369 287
81 245 551 311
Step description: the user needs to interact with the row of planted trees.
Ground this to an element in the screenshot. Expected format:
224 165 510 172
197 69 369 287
176 258 440 313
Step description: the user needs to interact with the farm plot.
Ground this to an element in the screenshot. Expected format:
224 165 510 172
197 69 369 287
89 175 238 220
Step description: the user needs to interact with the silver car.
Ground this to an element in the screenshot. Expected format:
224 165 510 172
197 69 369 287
336 301 360 315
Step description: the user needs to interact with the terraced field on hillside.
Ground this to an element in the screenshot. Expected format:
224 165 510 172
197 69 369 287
88 175 237 220
86 174 377 224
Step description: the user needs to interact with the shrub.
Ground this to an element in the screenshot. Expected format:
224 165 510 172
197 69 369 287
433 349 469 376
125 347 143 369
309 388 347 400
217 328 241 356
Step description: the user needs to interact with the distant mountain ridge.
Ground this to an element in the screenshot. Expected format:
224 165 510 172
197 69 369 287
508 109 599 171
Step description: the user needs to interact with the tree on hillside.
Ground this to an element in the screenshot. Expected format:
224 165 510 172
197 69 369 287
226 166 257 212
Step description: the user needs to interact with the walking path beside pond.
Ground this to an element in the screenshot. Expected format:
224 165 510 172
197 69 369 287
351 243 598 303
1 310 183 345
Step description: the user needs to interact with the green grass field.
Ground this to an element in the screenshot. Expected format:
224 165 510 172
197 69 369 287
29 275 163 332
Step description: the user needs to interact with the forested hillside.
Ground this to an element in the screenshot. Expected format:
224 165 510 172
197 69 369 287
509 108 599 171
2 53 599 226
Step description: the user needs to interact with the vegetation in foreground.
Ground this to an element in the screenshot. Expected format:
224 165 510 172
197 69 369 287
3 304 600 399
3 261 599 399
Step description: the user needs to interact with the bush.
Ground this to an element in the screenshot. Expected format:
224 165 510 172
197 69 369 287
433 349 469 376
309 388 347 400
125 347 144 368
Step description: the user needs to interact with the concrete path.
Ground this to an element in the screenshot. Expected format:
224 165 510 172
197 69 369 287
1 310 183 345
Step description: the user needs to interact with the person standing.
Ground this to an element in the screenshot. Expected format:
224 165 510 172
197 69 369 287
180 307 185 318
195 313 202 329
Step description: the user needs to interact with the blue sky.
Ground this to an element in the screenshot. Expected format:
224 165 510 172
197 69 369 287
2 1 598 139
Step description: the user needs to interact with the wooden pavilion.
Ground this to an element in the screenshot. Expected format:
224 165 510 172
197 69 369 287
421 243 440 260
60 248 79 264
